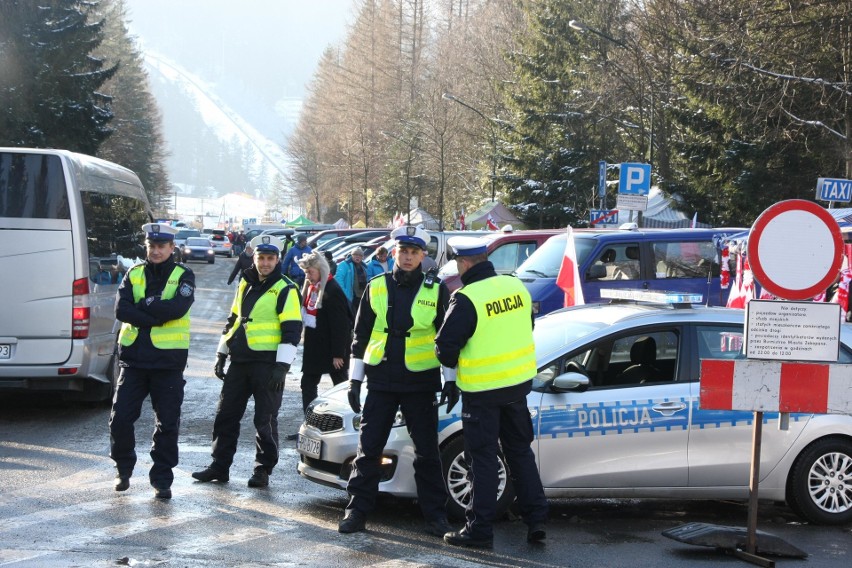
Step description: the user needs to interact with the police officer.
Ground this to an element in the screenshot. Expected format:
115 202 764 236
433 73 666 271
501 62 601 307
110 223 195 499
192 234 302 488
338 225 454 537
435 235 548 547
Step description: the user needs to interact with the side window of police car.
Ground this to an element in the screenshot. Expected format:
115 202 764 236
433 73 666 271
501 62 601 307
596 330 679 387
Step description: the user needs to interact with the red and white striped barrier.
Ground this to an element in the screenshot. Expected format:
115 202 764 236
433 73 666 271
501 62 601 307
701 359 852 414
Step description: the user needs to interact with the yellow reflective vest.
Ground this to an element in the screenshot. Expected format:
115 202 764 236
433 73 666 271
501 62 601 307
364 274 440 371
118 264 190 349
223 278 301 350
456 275 537 392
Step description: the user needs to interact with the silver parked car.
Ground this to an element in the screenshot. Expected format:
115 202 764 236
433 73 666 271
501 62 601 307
297 293 852 524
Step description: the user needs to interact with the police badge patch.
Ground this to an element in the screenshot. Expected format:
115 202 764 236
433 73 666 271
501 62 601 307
179 283 194 297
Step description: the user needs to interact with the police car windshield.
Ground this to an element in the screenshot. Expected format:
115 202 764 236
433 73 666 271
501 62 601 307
515 234 596 278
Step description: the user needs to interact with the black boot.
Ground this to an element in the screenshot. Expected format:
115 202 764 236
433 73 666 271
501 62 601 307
191 465 229 483
338 509 367 533
247 467 269 488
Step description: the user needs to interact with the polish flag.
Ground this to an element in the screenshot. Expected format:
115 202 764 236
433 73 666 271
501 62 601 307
459 209 466 230
555 226 585 307
395 212 405 228
486 213 499 231
726 252 745 309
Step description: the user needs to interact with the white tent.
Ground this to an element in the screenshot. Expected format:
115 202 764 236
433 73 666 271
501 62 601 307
333 218 349 229
406 207 440 230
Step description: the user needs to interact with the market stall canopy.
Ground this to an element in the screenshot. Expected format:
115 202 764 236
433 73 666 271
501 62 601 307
285 214 317 227
333 218 349 229
467 201 524 230
406 207 440 230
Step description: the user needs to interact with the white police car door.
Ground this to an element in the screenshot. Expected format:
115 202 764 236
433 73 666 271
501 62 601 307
687 324 812 487
535 328 690 488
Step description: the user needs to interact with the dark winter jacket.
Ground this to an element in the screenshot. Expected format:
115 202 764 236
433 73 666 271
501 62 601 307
115 257 195 370
227 250 254 284
301 278 353 374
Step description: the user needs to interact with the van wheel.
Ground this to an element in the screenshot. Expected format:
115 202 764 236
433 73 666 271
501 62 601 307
208 257 215 264
440 435 515 521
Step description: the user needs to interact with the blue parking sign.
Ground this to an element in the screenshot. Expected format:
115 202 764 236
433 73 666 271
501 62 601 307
618 163 651 195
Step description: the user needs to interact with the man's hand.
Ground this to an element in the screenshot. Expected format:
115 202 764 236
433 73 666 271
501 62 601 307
439 382 459 412
213 353 227 380
347 380 362 413
268 363 289 392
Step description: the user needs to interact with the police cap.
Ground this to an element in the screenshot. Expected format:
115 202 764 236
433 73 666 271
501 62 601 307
391 225 429 250
142 223 179 242
250 234 285 255
447 235 488 257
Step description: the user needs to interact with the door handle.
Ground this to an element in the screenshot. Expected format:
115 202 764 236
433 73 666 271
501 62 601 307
652 401 687 416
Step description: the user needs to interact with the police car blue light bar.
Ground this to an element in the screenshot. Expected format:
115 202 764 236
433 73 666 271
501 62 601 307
600 289 704 304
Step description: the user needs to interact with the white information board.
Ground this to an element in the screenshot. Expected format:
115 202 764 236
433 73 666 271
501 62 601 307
746 300 841 362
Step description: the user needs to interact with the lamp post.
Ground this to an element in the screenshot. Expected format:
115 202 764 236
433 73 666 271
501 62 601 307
442 92 498 202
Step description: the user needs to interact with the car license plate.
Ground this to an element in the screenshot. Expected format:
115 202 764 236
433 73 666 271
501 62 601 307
0 344 10 359
298 434 321 459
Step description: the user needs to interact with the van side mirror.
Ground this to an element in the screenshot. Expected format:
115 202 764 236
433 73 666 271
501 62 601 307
587 264 606 280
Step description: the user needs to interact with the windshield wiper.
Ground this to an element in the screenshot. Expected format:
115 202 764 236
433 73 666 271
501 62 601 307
519 269 549 278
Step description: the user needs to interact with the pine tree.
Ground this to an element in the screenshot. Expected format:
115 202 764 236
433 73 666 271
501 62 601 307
0 0 117 154
97 0 171 211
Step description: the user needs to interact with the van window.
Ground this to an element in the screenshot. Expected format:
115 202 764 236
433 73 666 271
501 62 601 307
80 192 149 259
0 153 70 219
516 234 595 278
489 241 538 274
652 240 719 279
586 243 641 281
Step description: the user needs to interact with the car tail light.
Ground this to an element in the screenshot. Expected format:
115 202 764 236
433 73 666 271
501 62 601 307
72 277 90 339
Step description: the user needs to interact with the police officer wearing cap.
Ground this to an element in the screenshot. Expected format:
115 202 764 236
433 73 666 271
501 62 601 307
110 223 195 500
192 234 303 488
338 225 454 537
435 235 548 548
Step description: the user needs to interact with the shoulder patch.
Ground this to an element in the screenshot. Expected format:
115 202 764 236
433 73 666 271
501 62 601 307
179 282 194 297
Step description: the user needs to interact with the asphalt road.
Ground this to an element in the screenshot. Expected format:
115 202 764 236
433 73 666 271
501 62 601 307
0 257 849 567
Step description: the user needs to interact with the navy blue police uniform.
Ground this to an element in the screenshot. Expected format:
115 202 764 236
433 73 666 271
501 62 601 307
339 226 453 536
435 237 548 547
109 223 195 499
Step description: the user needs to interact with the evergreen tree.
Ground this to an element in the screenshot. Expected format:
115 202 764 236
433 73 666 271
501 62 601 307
97 0 171 212
0 0 117 154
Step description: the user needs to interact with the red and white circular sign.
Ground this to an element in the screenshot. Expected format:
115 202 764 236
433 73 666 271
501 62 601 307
747 199 843 300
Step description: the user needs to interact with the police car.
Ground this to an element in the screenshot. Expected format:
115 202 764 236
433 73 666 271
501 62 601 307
296 291 852 525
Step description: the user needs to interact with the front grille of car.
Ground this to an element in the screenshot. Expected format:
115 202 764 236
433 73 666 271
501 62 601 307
305 408 343 433
299 456 396 483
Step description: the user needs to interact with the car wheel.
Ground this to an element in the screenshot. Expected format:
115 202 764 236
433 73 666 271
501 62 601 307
787 437 852 525
208 257 214 264
440 435 515 521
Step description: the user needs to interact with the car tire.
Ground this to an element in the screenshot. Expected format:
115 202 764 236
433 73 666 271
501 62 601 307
440 435 515 521
208 257 214 264
786 436 852 525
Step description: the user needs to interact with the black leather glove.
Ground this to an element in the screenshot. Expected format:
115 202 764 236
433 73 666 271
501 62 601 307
440 382 460 412
348 380 362 413
213 353 227 380
268 362 289 392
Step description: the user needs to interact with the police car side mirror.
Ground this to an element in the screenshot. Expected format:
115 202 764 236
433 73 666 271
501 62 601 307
551 372 590 393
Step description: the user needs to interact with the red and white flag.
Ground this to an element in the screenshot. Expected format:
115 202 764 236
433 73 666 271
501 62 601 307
555 226 585 307
485 213 499 231
394 212 405 228
459 209 466 230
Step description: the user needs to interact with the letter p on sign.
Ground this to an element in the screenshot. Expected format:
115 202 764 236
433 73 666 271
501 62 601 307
618 163 651 196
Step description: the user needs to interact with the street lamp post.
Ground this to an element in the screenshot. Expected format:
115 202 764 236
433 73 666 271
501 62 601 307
570 19 654 228
569 19 653 167
442 92 498 202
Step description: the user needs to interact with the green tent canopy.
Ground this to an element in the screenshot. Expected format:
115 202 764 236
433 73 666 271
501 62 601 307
285 214 316 227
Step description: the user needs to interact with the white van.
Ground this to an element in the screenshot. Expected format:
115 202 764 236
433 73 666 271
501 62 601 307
0 148 153 401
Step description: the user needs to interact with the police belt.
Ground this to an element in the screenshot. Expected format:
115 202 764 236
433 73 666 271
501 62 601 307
383 327 410 338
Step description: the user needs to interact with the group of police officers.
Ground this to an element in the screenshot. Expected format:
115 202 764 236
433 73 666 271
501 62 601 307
109 221 546 548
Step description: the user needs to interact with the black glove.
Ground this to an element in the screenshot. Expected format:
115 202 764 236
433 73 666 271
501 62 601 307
348 380 362 413
440 382 460 412
213 353 227 380
268 362 289 392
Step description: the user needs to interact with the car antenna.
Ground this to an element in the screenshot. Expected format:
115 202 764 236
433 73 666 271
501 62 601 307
705 269 712 307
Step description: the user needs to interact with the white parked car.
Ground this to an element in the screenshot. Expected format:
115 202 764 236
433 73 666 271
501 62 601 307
297 292 852 524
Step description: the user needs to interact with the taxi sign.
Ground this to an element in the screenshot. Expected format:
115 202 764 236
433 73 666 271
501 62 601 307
600 288 703 305
816 177 852 202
